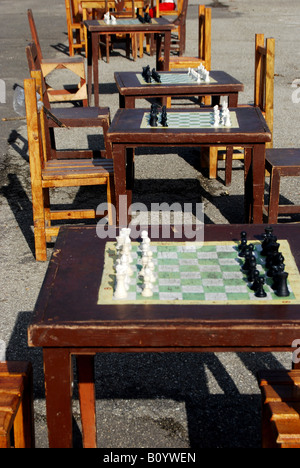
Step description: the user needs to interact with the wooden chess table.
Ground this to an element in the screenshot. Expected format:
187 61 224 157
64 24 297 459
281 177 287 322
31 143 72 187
84 18 175 106
114 70 244 108
28 224 300 448
107 106 272 224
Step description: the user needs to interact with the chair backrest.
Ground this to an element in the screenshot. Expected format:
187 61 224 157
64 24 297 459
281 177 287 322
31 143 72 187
24 75 45 180
254 33 275 147
198 5 211 70
27 9 43 62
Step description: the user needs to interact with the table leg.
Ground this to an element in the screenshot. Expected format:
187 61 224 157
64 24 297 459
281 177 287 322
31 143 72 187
76 355 97 448
93 32 100 107
228 93 238 107
251 143 266 224
244 147 253 223
244 144 265 224
113 145 132 225
156 32 170 72
43 348 73 448
87 30 93 106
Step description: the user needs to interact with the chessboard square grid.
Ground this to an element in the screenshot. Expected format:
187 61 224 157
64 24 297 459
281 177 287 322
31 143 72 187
98 240 300 305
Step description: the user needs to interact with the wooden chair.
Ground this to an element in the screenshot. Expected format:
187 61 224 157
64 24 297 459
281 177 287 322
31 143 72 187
151 0 188 56
257 369 300 448
207 34 275 186
264 148 300 223
26 46 112 161
27 9 88 106
0 362 35 448
168 4 211 71
24 74 115 261
65 0 88 56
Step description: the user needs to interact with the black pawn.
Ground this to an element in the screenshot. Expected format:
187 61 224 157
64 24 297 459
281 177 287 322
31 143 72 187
255 276 267 298
250 270 260 291
238 238 248 257
238 231 247 251
247 256 257 282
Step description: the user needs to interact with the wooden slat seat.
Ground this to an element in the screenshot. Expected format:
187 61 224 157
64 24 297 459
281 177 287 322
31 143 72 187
42 159 114 183
24 74 116 261
0 362 34 448
257 369 300 448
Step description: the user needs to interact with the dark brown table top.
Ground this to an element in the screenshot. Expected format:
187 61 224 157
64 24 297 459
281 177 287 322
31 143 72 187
84 17 175 32
107 107 271 145
28 224 300 352
114 70 244 97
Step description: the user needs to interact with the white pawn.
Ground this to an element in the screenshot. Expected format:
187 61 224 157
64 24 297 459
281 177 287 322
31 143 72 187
121 253 133 276
225 113 232 127
123 239 133 263
141 237 151 256
142 269 153 297
147 259 156 283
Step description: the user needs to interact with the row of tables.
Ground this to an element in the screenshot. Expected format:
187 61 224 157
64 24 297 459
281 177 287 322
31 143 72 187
27 17 296 448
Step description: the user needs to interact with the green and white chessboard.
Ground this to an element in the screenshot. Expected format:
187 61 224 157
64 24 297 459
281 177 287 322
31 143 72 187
97 240 300 305
136 72 217 86
140 111 239 129
97 18 158 26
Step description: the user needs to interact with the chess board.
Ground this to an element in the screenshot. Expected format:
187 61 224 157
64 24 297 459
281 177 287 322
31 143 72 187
136 72 217 86
140 111 239 129
97 18 158 26
97 240 300 305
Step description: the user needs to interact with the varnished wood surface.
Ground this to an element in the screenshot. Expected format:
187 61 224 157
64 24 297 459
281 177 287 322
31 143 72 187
107 106 271 145
84 17 175 33
114 70 244 97
28 224 300 351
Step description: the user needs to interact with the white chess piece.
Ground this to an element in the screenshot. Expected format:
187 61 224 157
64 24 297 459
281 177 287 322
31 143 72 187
225 113 232 127
114 265 128 299
139 255 149 277
111 15 117 24
141 269 153 297
104 11 110 23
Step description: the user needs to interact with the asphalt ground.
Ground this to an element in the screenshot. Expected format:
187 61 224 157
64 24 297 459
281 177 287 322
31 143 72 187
0 0 300 449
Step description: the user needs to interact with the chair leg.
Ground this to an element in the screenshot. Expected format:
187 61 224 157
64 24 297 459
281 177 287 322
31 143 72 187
106 174 115 225
225 146 233 186
208 147 218 179
267 168 281 224
76 355 97 449
32 184 47 261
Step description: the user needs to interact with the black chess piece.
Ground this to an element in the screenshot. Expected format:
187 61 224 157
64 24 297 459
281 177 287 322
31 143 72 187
238 238 248 257
142 65 151 83
137 13 145 23
250 270 260 291
149 111 158 127
247 256 257 282
275 271 290 297
238 231 247 251
144 12 152 23
152 68 161 83
161 105 168 127
255 276 267 298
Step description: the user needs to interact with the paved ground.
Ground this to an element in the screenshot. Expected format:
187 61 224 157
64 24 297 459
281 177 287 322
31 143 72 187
0 0 300 449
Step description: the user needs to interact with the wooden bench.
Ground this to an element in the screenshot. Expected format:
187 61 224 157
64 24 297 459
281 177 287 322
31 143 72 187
257 369 300 448
0 362 35 448
264 148 300 223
